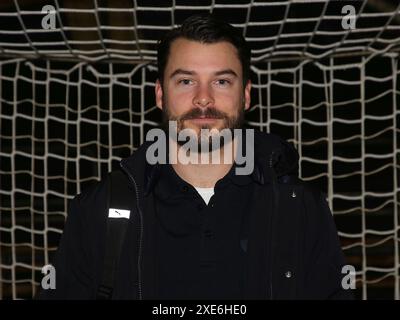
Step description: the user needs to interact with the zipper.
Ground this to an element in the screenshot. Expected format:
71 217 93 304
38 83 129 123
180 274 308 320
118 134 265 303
120 161 143 300
268 151 278 300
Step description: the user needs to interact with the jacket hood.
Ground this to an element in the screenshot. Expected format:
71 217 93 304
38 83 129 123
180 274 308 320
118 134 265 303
120 129 300 194
253 130 299 179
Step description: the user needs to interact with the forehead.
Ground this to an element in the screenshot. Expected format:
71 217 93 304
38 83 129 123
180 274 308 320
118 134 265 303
165 38 242 76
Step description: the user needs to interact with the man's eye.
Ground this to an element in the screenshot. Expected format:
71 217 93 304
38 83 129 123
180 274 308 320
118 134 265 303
216 79 231 86
178 79 193 85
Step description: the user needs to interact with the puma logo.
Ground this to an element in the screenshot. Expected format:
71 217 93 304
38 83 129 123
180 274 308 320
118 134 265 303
108 208 130 219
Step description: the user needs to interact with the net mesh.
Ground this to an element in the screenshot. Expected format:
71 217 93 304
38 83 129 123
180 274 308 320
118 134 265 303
0 0 399 62
0 0 399 299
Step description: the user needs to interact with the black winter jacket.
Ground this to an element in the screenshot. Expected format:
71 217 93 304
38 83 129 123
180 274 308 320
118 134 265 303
38 130 353 300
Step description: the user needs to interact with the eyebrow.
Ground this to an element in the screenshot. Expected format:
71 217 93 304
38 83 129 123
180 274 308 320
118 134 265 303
169 68 238 79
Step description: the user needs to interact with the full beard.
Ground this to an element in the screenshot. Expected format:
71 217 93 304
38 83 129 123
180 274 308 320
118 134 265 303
161 98 245 153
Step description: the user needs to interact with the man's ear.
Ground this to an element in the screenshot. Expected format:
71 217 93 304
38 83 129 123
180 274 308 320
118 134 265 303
244 80 251 111
155 79 163 110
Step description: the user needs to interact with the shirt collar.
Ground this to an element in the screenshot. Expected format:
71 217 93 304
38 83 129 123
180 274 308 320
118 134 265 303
145 159 264 199
143 128 265 197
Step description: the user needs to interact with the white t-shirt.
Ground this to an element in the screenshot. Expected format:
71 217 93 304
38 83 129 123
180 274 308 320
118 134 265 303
194 187 215 205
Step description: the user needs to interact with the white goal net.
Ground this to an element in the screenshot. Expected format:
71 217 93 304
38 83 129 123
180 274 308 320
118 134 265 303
0 0 399 300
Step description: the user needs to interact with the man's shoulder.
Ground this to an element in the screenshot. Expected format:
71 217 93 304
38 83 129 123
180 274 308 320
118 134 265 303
75 168 133 200
294 180 333 225
74 174 110 205
276 176 326 208
253 129 295 147
286 177 325 196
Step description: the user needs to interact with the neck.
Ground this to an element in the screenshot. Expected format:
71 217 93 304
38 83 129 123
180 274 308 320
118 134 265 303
170 139 237 188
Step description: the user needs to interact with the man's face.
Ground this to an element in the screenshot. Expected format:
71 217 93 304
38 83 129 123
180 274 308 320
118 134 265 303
155 38 251 144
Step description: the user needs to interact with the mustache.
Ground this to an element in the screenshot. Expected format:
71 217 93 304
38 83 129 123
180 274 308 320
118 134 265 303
179 107 228 121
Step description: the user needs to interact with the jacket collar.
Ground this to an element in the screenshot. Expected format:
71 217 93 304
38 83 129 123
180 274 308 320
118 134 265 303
120 129 299 196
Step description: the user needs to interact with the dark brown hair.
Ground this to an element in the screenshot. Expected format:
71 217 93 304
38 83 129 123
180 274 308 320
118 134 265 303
157 13 251 87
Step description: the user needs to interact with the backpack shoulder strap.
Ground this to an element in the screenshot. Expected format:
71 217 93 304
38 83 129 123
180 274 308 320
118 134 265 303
96 169 133 300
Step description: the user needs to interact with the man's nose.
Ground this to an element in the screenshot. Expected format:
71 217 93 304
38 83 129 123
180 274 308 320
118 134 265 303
193 85 214 108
